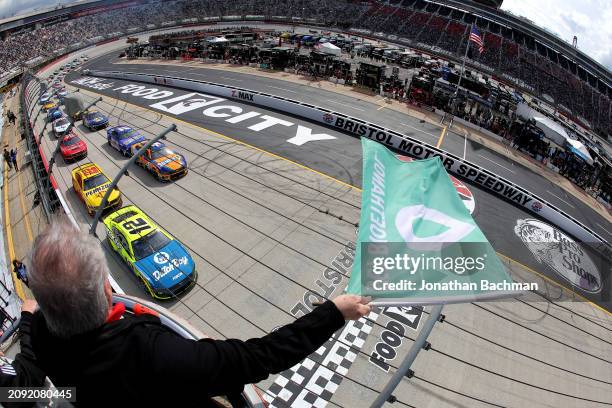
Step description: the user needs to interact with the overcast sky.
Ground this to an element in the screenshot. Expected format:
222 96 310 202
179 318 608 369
1 0 610 69
501 0 612 70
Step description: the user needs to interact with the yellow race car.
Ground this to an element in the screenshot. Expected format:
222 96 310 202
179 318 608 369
71 163 122 216
42 100 57 112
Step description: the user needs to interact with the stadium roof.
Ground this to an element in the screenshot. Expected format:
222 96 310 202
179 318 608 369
450 0 611 85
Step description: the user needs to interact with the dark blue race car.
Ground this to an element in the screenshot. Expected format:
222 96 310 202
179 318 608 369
107 125 146 157
83 111 109 131
47 107 63 122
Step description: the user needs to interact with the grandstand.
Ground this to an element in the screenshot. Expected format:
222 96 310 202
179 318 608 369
0 0 609 140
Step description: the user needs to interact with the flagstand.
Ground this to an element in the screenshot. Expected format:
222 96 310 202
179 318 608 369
370 304 444 408
451 23 472 117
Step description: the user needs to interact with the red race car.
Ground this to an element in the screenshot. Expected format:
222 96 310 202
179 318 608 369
60 132 88 163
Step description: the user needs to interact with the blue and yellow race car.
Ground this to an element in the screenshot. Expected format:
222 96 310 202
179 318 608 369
82 111 109 131
104 205 197 299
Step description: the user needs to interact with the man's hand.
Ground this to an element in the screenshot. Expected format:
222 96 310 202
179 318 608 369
332 295 371 320
21 299 38 314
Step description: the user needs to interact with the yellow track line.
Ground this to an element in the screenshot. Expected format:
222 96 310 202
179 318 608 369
17 170 34 242
436 126 447 149
3 164 25 300
78 87 609 315
497 252 611 316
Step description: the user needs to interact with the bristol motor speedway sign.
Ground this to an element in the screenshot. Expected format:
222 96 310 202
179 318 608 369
79 70 604 245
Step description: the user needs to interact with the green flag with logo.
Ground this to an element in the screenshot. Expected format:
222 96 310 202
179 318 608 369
347 138 518 305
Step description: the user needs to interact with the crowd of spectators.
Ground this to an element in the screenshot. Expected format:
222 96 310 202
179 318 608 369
0 0 608 135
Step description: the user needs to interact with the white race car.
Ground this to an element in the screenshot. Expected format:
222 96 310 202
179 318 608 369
52 117 71 137
39 92 52 105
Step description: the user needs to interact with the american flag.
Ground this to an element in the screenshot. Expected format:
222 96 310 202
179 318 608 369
469 25 484 53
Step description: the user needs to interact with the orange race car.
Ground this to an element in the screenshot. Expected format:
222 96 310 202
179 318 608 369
131 141 188 182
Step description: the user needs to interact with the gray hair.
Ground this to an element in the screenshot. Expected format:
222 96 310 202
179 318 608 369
29 216 109 338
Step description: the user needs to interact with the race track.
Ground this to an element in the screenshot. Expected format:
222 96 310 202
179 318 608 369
24 38 612 408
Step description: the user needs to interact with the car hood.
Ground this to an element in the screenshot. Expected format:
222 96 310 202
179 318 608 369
134 240 195 289
54 123 70 132
61 142 85 153
119 135 145 146
87 116 107 124
84 184 120 207
153 154 186 172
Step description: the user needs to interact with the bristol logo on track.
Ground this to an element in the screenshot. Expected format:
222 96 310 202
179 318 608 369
323 113 334 124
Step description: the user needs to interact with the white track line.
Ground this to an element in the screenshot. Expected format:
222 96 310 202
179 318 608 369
596 223 611 236
220 76 242 82
463 130 468 159
546 190 575 209
477 154 516 174
325 99 365 112
400 122 437 139
267 85 299 94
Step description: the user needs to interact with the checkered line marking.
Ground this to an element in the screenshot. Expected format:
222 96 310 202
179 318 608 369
266 310 380 408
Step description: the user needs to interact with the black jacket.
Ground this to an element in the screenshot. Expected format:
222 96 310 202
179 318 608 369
0 312 46 388
31 301 345 406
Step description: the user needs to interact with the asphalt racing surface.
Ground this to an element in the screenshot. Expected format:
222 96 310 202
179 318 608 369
26 37 612 408
84 54 612 241
62 69 610 309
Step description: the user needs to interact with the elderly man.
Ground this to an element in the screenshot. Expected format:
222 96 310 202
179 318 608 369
28 217 371 405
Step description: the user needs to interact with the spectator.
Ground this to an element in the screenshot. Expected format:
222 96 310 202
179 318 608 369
13 260 28 287
27 217 371 405
10 148 18 171
3 148 12 170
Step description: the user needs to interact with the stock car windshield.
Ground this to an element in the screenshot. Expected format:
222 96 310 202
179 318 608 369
55 118 69 127
118 130 137 140
150 147 176 160
131 230 171 260
62 136 80 146
83 174 108 190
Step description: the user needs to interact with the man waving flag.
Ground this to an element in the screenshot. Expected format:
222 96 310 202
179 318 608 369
347 139 524 306
469 25 485 54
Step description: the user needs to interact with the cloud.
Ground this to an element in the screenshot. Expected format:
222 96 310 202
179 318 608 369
501 0 612 70
0 0 66 18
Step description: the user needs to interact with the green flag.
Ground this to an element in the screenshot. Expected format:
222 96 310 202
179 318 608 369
347 138 522 305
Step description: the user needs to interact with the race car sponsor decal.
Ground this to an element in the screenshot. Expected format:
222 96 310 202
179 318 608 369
231 90 254 101
85 183 110 196
514 219 601 293
80 165 101 176
396 155 475 214
151 255 189 281
267 240 423 407
153 251 170 264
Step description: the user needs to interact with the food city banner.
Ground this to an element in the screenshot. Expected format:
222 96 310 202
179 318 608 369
347 138 523 306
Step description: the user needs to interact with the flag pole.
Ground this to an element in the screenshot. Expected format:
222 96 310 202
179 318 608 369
370 304 444 408
452 23 472 112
